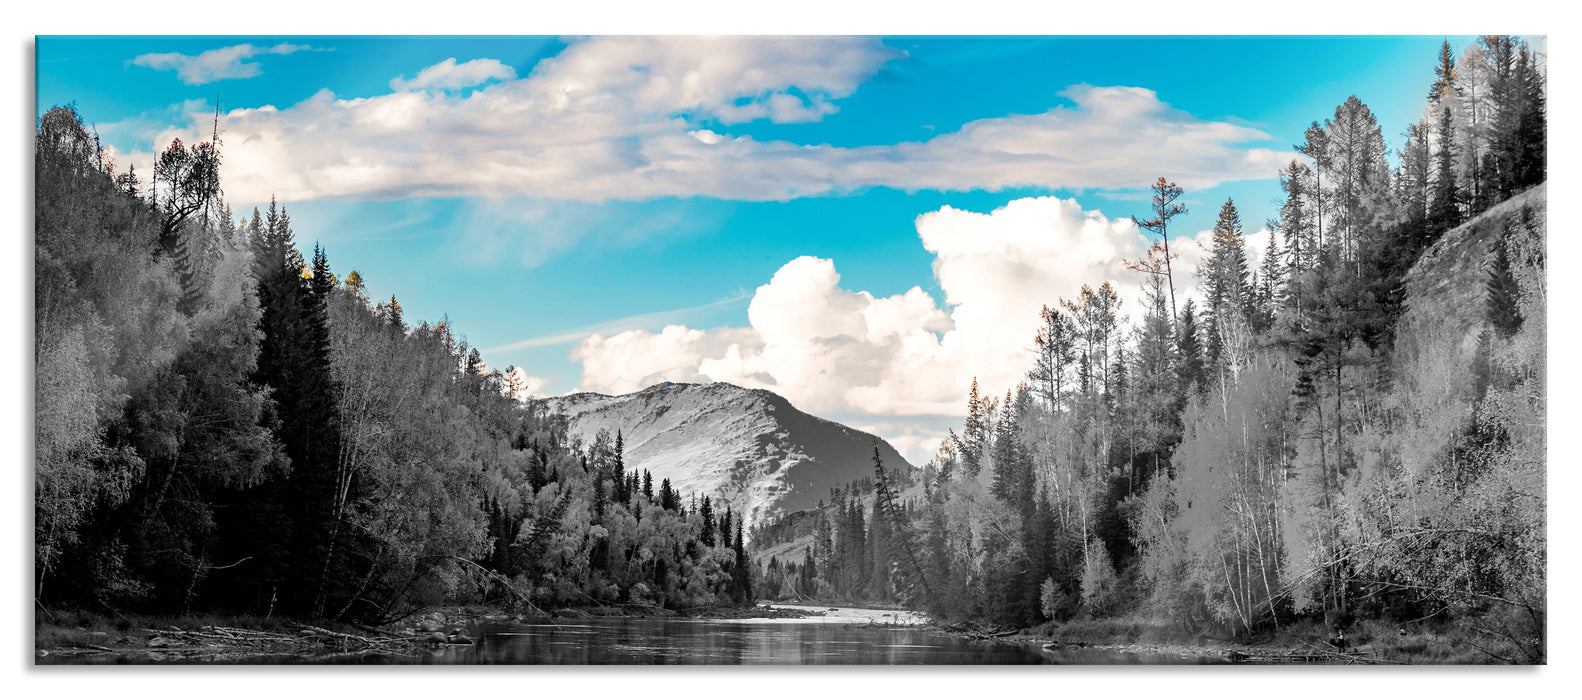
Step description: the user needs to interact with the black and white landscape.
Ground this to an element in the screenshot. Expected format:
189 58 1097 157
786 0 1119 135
33 34 1546 666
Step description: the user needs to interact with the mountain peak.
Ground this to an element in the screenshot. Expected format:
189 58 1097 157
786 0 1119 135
534 381 910 526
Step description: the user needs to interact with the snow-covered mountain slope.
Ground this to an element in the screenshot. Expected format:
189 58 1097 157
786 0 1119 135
533 382 913 526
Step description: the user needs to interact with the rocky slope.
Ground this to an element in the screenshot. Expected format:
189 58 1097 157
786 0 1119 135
533 382 913 527
1394 183 1545 475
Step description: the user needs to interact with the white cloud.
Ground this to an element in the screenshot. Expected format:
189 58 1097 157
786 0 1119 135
127 38 1293 205
132 42 318 85
474 362 550 402
503 367 550 402
850 420 955 467
572 325 763 396
569 196 1219 425
390 58 516 92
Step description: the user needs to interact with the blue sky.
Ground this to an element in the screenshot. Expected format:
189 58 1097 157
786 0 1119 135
36 35 1479 461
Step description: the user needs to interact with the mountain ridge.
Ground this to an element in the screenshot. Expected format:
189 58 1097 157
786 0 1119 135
533 381 913 527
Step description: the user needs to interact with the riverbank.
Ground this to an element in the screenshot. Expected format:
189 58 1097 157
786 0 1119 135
33 602 848 662
977 616 1511 665
34 610 427 662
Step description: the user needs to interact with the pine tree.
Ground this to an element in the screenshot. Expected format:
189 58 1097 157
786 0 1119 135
1030 306 1077 410
1297 122 1331 252
1323 96 1391 264
1131 178 1189 324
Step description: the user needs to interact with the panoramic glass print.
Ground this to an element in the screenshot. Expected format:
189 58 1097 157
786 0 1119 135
34 35 1546 665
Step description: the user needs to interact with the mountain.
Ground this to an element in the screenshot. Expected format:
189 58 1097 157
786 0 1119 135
533 382 913 527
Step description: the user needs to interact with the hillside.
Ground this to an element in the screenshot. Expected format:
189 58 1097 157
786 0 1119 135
1393 184 1545 476
534 382 914 527
1399 183 1546 364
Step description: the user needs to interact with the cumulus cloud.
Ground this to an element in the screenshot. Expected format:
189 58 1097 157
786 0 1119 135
571 196 1225 424
572 325 763 396
390 58 517 92
132 42 318 85
503 367 550 402
129 38 1293 205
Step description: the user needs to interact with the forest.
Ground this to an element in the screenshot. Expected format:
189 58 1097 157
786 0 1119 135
749 36 1546 662
34 108 756 625
35 34 1545 663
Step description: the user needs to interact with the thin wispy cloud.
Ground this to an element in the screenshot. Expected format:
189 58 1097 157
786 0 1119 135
390 58 516 92
481 291 750 355
131 42 322 85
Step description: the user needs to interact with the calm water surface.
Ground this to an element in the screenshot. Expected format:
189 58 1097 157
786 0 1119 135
42 609 1222 665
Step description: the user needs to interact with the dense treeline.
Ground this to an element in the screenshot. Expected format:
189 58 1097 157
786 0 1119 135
764 36 1545 662
34 106 754 623
751 462 920 603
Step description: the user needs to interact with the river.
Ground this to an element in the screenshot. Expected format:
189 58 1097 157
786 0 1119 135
40 605 1222 665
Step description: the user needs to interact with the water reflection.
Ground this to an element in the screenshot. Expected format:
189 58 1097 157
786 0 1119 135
41 618 1226 665
424 619 1049 665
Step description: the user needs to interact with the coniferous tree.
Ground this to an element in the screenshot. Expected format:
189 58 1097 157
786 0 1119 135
699 496 716 548
1486 228 1524 338
1175 300 1207 405
1253 227 1283 334
1398 122 1433 228
959 378 991 475
1030 306 1077 411
1432 105 1463 230
1132 178 1189 324
1429 39 1459 107
1203 198 1251 368
1511 44 1547 190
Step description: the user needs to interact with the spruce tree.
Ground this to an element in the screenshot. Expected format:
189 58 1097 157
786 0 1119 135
1432 106 1462 230
732 518 752 604
1203 198 1250 367
1428 39 1459 107
1512 44 1546 190
699 496 716 548
1486 229 1523 338
1175 300 1207 402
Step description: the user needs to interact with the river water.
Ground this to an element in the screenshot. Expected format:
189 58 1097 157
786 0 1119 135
42 605 1221 665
